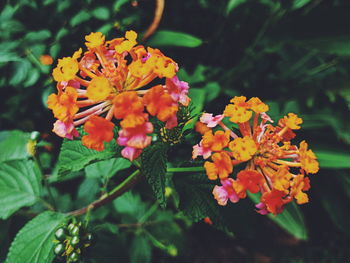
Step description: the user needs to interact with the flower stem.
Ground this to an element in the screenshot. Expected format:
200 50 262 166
167 167 205 173
68 169 142 216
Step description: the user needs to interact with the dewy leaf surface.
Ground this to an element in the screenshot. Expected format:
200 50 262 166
0 159 42 219
5 211 67 263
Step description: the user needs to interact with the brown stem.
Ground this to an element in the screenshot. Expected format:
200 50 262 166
68 170 142 216
142 0 165 41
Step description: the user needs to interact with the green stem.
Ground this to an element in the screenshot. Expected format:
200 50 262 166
139 202 158 224
167 167 205 173
68 169 142 216
144 230 168 250
33 156 57 210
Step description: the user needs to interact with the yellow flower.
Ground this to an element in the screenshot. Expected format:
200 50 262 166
299 141 319 174
283 113 303 130
86 76 112 101
85 32 105 49
229 136 257 161
272 166 292 193
224 96 252 123
115 30 138 54
248 97 269 113
52 57 79 82
224 104 252 123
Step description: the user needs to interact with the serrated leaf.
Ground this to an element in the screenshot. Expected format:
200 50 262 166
70 10 91 27
5 211 66 263
129 235 152 263
141 143 168 208
57 138 121 176
248 193 308 240
0 159 42 219
147 31 202 48
85 158 131 179
0 130 31 162
173 174 227 229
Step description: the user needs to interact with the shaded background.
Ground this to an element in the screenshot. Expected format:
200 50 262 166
1 0 350 262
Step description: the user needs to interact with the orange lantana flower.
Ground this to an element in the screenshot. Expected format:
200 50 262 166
82 116 115 151
48 30 191 161
204 152 233 180
193 96 319 215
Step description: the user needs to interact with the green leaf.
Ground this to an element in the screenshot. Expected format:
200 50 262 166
24 30 51 42
70 10 91 27
76 178 100 206
173 173 227 229
147 31 203 48
204 82 220 102
57 138 121 176
55 28 69 41
226 0 247 15
113 191 147 220
24 68 40 87
0 159 42 219
85 157 131 179
5 211 67 263
141 143 168 208
10 60 31 86
114 0 131 11
292 0 311 10
315 149 350 169
294 36 350 56
248 193 308 240
92 7 110 20
0 130 31 162
0 51 20 63
189 88 206 116
129 235 152 263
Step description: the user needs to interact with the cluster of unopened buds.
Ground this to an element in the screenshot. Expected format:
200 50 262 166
193 96 319 215
47 30 190 161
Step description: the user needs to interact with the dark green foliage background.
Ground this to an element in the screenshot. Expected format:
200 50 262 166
1 0 350 262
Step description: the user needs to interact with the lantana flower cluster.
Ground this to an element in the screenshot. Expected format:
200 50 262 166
193 96 319 215
47 31 190 161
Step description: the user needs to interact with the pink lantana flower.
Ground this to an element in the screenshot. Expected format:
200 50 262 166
212 178 239 206
53 120 79 139
192 141 212 159
117 121 153 161
255 202 270 215
200 113 224 128
166 76 190 106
